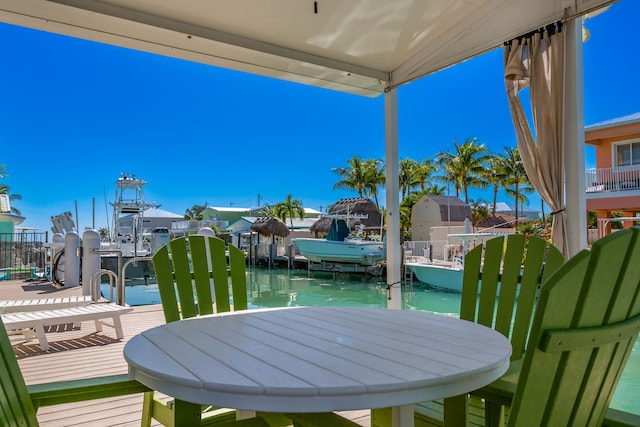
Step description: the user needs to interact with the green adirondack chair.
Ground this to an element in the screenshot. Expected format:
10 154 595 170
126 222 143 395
443 234 565 426
481 227 640 426
144 235 289 427
152 234 248 323
0 309 151 427
372 234 566 427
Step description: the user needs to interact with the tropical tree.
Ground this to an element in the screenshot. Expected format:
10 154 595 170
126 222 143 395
482 153 508 218
273 194 305 230
0 164 22 215
98 227 109 241
332 155 369 197
415 158 438 192
400 192 424 241
422 184 447 195
399 205 412 242
260 205 275 218
500 146 532 224
399 158 420 201
469 198 490 226
184 203 208 220
362 159 385 209
435 138 489 203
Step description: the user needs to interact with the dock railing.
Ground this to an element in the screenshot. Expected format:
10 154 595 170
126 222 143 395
0 231 48 280
403 240 448 262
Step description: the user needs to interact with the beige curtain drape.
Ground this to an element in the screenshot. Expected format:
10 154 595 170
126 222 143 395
504 24 569 257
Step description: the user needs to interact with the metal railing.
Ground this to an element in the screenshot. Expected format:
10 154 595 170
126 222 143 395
586 166 640 193
403 240 448 262
0 231 48 280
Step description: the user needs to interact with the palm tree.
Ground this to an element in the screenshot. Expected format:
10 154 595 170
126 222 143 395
469 198 490 226
483 153 508 218
273 194 305 230
260 205 276 218
416 158 438 191
436 161 462 198
332 155 369 197
399 205 412 242
423 184 447 195
500 146 532 224
436 138 488 203
184 203 208 220
362 159 385 209
98 227 109 241
0 164 22 215
399 158 420 201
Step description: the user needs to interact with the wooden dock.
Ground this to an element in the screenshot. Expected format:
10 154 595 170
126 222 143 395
2 278 369 426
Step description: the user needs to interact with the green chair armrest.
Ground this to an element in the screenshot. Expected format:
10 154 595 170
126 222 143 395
471 359 520 407
27 374 150 409
215 417 271 427
602 408 640 427
473 359 640 427
286 412 361 427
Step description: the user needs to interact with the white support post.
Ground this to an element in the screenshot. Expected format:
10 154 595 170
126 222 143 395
64 231 81 287
564 18 587 255
385 88 402 309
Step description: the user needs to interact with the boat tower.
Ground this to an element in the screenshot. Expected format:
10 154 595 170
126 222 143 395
109 173 155 256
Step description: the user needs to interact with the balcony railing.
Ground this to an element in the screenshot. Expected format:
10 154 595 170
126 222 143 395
586 166 640 193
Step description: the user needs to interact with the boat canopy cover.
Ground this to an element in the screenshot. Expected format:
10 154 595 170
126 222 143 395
327 219 350 242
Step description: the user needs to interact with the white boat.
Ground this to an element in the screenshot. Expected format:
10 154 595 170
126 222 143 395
405 259 465 292
292 218 385 266
100 174 156 278
405 233 500 292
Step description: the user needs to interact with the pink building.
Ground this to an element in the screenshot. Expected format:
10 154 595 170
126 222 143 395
585 112 640 237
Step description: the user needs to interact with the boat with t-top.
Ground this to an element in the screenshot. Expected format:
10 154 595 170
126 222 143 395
100 173 157 278
292 215 385 266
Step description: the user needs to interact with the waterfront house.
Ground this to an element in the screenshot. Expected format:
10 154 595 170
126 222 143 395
410 195 471 241
585 112 640 237
117 207 183 236
0 194 24 234
201 206 322 232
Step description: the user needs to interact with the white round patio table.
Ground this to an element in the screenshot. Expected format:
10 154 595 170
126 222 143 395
124 306 511 426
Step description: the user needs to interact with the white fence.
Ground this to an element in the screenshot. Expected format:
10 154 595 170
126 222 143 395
586 166 640 193
403 240 448 262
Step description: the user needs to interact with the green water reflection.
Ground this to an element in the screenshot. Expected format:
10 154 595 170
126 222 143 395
246 267 464 314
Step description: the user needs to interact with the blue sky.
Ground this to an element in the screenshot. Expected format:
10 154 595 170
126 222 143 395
1 0 639 233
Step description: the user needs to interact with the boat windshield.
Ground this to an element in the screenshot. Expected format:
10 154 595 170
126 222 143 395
327 218 350 241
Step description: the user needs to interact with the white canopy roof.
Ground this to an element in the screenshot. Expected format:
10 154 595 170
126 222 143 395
0 0 614 97
0 0 610 305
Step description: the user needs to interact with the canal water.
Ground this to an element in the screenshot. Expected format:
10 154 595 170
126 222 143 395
101 266 639 415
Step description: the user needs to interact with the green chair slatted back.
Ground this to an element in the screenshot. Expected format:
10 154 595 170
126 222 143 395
147 235 255 427
152 235 248 323
373 234 566 427
0 317 38 427
441 234 565 426
460 234 565 361
508 227 640 427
